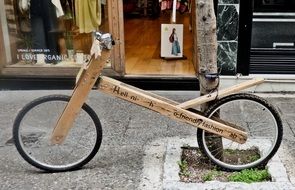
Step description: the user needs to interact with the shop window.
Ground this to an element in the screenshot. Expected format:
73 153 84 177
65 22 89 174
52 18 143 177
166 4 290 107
0 0 109 71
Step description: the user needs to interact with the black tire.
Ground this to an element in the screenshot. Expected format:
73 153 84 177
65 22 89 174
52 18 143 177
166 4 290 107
13 95 102 172
197 93 283 171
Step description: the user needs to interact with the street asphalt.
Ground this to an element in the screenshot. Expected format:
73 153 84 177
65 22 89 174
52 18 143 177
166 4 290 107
0 90 295 189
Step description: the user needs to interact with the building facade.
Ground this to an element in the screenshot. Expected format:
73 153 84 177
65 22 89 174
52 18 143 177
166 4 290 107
0 0 294 89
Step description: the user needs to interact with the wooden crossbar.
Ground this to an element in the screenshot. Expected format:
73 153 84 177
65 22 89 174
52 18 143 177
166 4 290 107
98 76 247 144
177 78 265 109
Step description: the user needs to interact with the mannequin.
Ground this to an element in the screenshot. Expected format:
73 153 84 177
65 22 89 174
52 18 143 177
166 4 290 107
30 0 61 63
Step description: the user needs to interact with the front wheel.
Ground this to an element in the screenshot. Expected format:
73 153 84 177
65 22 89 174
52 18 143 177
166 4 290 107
197 93 283 171
13 95 102 172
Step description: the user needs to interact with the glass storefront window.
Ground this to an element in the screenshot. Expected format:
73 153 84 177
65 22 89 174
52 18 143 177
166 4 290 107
1 1 199 78
1 0 109 69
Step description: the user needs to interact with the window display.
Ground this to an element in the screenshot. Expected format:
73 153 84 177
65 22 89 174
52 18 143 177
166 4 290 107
2 0 108 67
0 0 196 78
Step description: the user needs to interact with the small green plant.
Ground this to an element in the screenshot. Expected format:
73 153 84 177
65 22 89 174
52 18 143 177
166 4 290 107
65 31 74 50
18 33 34 63
20 33 33 50
228 169 270 183
224 149 236 155
178 160 190 177
202 172 213 181
202 168 222 182
249 154 260 162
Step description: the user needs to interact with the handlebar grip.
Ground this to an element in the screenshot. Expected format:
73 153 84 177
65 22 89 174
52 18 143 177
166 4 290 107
94 32 115 49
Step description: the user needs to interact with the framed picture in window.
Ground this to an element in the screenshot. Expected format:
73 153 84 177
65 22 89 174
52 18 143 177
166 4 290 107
161 24 183 58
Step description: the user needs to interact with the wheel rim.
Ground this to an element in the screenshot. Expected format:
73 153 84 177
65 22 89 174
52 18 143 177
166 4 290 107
202 98 279 170
16 98 99 170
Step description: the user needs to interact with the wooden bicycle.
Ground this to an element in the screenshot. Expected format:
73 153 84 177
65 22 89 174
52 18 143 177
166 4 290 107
13 32 283 172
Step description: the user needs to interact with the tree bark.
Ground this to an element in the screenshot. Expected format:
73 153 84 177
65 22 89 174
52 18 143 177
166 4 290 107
196 0 218 84
195 0 223 159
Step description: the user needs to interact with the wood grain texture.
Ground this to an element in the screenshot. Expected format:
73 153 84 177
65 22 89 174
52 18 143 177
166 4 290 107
0 17 6 70
177 78 265 109
51 51 111 144
99 76 247 144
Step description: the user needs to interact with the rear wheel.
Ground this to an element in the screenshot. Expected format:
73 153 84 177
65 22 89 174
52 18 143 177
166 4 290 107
13 95 102 172
197 93 283 171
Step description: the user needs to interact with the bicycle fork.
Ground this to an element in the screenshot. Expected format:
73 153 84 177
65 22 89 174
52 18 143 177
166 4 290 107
50 51 111 145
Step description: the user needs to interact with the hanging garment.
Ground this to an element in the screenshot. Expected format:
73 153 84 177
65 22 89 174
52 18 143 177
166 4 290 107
160 0 173 10
160 0 189 13
160 0 167 10
171 33 180 55
18 0 65 17
18 0 30 14
179 0 189 14
171 40 180 55
75 0 101 33
176 1 180 10
30 0 60 63
51 0 64 17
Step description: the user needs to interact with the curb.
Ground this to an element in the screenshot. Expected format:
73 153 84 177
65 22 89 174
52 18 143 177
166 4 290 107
162 137 295 190
139 136 295 190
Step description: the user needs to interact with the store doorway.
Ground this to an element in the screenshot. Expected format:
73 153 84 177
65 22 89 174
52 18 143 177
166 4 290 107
123 0 195 76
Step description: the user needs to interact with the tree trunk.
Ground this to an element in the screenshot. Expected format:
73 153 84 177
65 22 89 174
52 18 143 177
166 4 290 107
195 0 223 159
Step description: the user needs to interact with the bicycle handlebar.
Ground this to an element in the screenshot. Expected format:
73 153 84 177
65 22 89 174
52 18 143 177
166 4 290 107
94 32 115 50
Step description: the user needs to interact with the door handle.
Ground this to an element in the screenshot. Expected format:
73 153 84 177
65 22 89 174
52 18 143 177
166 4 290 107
273 42 294 48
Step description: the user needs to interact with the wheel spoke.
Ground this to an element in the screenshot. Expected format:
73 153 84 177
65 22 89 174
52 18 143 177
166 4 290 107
197 94 282 171
13 95 102 172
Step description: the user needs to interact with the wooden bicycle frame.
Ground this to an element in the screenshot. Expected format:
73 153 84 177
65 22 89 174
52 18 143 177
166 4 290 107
50 50 264 145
